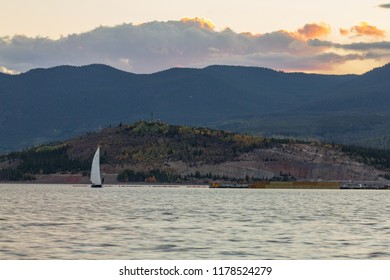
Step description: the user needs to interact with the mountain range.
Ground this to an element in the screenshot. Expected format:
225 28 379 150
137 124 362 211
1 63 390 152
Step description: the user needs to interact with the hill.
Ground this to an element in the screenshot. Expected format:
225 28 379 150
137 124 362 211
1 121 389 184
1 63 390 152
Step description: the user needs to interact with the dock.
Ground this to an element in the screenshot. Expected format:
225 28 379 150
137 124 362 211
210 181 390 189
340 182 390 190
249 181 340 189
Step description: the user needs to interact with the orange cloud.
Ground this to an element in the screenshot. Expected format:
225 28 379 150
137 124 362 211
350 22 385 37
296 22 331 39
181 17 215 30
339 28 349 36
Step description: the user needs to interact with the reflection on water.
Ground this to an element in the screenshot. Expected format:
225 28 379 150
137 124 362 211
0 184 389 259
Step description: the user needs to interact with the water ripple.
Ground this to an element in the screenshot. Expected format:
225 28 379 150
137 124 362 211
0 184 389 259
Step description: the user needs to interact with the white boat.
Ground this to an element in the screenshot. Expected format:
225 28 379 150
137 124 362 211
90 146 103 188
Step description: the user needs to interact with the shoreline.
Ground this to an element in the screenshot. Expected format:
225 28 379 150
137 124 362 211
1 173 389 190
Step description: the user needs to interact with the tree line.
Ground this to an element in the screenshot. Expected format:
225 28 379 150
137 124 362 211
341 145 390 169
0 145 89 181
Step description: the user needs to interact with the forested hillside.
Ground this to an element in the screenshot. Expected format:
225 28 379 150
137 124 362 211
1 121 389 183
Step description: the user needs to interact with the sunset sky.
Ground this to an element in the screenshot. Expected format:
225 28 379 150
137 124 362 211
1 0 390 74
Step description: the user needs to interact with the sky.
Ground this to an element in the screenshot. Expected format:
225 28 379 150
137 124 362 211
1 0 390 75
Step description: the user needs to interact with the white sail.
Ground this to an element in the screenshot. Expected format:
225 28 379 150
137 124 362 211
90 146 102 186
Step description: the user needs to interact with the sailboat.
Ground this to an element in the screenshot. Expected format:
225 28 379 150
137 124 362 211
90 146 103 188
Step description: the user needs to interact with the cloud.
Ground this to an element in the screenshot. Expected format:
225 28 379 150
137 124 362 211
339 28 349 36
0 65 18 74
227 52 364 72
0 19 388 74
378 3 390 8
308 39 390 63
309 39 390 51
296 22 331 39
180 17 215 30
341 22 385 37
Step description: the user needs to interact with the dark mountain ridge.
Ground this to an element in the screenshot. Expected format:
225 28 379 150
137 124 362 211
299 63 390 113
219 63 390 147
0 63 389 152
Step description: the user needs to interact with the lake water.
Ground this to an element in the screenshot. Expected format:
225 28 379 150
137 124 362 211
0 184 389 259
